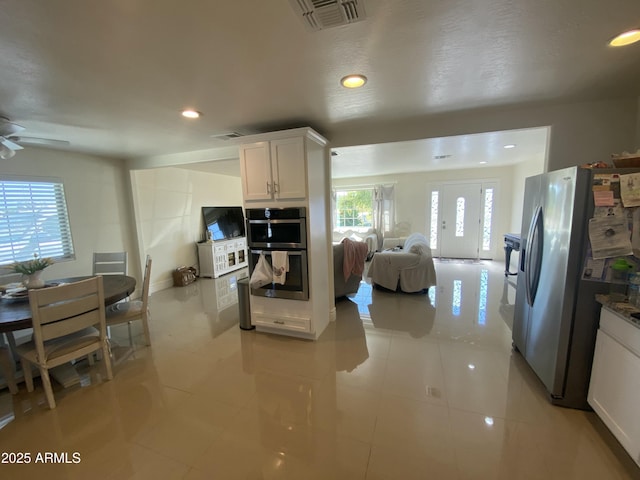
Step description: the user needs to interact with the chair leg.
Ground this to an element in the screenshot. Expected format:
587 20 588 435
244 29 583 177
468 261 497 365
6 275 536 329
22 359 34 392
39 367 56 409
102 342 113 380
142 310 151 346
0 347 18 394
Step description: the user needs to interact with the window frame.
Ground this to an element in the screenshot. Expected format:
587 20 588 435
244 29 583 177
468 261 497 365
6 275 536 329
334 187 375 233
0 175 76 269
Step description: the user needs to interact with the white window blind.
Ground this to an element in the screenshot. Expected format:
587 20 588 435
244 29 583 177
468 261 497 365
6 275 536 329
0 179 75 265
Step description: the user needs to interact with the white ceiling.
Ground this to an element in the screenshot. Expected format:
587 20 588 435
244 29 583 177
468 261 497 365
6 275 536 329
0 0 638 164
331 127 549 178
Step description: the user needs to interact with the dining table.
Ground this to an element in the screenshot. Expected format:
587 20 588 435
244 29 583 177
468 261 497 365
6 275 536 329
0 274 136 334
0 274 136 391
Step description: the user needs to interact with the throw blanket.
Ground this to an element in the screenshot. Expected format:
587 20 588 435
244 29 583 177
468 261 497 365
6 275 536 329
341 237 368 281
271 251 289 285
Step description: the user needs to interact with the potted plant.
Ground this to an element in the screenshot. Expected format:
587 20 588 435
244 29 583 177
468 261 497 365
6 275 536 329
12 254 54 289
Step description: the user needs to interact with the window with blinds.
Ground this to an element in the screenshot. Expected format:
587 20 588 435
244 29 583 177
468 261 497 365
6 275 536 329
0 178 75 265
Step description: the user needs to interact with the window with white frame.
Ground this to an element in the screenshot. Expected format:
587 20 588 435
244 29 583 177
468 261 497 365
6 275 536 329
0 177 75 266
334 188 374 232
482 187 494 252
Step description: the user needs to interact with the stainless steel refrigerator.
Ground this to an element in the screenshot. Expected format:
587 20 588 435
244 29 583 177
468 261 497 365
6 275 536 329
513 166 633 410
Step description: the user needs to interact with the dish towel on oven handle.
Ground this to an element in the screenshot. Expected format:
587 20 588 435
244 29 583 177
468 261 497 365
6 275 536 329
250 253 273 288
271 251 289 285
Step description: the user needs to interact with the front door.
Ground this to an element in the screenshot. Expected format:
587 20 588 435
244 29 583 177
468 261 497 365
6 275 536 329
439 183 482 258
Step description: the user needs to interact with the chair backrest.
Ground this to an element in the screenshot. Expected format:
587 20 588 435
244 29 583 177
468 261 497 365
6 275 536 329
93 252 127 275
141 255 152 309
28 277 107 357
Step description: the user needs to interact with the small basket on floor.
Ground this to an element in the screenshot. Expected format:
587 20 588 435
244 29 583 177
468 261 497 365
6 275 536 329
173 266 197 287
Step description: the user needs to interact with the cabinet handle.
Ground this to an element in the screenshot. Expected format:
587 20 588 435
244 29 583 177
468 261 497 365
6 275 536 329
273 182 279 193
266 181 271 194
274 320 285 325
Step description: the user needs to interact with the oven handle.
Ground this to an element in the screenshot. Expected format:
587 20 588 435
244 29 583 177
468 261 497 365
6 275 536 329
250 249 303 256
247 219 304 225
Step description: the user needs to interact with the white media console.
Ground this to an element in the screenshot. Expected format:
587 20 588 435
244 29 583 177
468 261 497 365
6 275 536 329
197 237 248 278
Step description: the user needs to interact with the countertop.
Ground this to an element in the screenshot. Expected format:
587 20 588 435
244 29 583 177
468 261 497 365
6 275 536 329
595 294 640 329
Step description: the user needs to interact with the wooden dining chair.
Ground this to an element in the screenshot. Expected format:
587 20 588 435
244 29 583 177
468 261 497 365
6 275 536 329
93 252 127 276
15 276 113 409
106 255 152 346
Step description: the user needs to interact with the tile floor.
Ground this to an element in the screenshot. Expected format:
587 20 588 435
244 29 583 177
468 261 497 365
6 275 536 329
0 260 639 479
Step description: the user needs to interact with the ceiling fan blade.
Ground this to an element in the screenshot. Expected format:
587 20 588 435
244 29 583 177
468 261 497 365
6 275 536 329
0 136 24 151
0 117 25 137
8 136 69 147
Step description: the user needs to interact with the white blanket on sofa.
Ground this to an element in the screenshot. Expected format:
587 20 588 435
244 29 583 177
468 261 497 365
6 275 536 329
367 233 437 293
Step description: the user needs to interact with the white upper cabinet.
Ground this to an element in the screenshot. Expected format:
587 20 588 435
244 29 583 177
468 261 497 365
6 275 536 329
240 136 306 201
239 141 271 201
270 137 306 199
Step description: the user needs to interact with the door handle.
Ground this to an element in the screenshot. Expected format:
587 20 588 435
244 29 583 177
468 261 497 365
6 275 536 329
273 182 279 194
524 206 542 307
266 182 271 194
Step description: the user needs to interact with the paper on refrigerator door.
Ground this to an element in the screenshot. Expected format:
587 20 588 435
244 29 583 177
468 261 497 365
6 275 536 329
620 173 640 207
588 216 633 259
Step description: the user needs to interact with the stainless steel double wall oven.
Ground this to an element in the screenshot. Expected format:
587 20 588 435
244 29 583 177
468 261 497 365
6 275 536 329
246 207 309 300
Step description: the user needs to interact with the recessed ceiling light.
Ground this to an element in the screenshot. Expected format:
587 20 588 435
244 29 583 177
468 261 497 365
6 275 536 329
503 144 516 149
609 29 640 47
181 109 202 119
341 74 367 88
479 161 488 164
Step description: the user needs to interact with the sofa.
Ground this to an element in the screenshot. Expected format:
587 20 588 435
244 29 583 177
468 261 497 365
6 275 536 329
333 240 368 298
381 236 408 250
367 232 437 293
332 229 378 260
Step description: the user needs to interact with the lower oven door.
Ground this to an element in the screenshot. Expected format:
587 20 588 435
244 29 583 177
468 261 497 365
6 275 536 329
249 249 309 300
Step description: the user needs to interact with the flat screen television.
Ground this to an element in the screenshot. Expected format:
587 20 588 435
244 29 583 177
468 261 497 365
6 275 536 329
202 206 245 241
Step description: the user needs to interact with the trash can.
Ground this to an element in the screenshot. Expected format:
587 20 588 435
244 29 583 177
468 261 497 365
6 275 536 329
237 278 254 330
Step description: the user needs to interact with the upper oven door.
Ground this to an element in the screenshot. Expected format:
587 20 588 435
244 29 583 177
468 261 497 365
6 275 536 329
246 218 307 249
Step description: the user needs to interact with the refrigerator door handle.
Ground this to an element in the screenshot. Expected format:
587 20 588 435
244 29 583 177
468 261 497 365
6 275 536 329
525 205 543 307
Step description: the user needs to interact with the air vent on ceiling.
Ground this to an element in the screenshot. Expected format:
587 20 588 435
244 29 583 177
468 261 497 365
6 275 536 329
289 0 366 31
210 132 246 140
434 154 452 160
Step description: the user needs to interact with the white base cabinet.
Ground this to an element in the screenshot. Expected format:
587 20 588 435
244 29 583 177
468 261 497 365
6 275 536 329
588 307 640 467
197 238 247 278
238 127 332 340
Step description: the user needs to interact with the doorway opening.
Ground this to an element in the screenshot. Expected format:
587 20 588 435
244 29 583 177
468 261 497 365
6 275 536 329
428 181 498 259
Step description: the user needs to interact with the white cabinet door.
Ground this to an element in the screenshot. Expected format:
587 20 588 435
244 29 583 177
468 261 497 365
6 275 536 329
240 142 272 201
252 312 311 333
589 324 640 466
270 137 306 200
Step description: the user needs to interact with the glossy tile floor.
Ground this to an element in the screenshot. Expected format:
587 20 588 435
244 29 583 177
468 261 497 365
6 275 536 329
1 260 639 479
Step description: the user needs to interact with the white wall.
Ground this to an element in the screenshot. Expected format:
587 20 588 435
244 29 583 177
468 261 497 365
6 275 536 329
510 159 546 235
130 167 242 291
332 164 516 260
0 147 139 284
